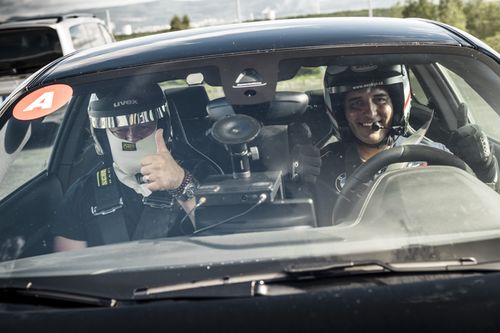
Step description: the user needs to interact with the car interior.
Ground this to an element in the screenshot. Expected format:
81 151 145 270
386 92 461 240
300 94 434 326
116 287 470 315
1 51 500 261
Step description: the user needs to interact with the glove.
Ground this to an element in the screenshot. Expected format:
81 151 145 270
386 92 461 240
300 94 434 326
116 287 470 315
291 144 321 185
449 124 498 183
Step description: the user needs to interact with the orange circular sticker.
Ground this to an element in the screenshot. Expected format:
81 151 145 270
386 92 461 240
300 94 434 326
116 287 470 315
13 84 73 121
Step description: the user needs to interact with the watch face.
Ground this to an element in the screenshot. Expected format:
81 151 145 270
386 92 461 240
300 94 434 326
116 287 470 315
185 187 195 198
179 182 197 201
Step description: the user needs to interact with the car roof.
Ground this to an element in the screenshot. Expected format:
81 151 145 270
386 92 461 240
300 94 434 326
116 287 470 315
31 17 476 86
0 13 99 29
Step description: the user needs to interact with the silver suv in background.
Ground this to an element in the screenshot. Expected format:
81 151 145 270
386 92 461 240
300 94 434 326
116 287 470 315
0 13 114 104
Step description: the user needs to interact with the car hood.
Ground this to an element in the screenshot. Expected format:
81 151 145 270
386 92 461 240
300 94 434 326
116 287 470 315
2 224 500 279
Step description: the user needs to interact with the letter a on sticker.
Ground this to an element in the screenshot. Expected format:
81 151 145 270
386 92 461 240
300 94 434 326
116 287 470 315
13 84 73 121
24 91 55 112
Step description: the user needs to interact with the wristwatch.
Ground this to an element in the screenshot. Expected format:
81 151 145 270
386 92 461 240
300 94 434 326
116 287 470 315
168 170 198 201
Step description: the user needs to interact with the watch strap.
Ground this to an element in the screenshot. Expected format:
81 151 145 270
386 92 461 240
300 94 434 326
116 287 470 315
168 170 198 201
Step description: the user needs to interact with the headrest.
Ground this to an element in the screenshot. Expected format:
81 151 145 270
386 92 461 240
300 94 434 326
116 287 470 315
164 85 210 120
206 97 235 121
266 91 309 124
206 91 309 125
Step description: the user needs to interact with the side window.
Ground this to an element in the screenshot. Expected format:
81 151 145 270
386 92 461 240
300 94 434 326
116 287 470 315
0 106 66 200
70 23 108 50
408 68 430 106
439 65 500 141
85 23 106 47
98 24 114 44
70 24 91 50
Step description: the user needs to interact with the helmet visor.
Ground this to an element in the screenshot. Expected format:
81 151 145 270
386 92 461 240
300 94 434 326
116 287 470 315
108 121 157 142
89 104 167 129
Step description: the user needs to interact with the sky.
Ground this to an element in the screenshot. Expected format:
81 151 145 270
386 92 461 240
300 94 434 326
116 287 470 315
0 0 401 33
0 0 153 19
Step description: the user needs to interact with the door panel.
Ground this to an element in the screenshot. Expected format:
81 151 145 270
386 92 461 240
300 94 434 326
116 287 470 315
0 175 62 261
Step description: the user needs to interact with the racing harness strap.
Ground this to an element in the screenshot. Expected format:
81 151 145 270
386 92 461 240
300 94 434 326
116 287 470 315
385 109 435 172
91 166 178 245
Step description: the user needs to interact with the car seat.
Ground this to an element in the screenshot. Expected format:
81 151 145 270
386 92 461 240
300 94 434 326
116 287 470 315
304 89 339 147
164 85 226 177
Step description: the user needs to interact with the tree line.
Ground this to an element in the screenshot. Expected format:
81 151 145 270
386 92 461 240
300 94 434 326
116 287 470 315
398 0 500 51
114 14 190 41
116 0 500 51
170 15 190 31
291 0 499 51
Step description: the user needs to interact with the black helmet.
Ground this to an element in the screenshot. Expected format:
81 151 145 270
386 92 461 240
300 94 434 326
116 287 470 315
88 83 171 156
323 64 411 136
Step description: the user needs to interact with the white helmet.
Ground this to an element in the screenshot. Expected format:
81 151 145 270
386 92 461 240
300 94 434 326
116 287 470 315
323 64 411 136
88 83 171 158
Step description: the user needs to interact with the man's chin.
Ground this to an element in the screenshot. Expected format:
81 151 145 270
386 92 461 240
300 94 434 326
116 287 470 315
357 134 388 146
350 126 390 146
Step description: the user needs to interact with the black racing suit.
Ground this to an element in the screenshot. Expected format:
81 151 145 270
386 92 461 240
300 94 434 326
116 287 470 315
52 157 211 247
52 165 192 247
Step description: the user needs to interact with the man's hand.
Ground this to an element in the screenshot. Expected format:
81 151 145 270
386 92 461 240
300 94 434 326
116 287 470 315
291 144 321 184
140 129 185 192
449 124 497 184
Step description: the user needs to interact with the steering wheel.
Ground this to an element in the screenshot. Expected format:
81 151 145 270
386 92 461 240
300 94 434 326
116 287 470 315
331 144 475 224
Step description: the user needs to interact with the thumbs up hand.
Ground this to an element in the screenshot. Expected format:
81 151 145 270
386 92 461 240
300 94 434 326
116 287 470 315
140 128 185 192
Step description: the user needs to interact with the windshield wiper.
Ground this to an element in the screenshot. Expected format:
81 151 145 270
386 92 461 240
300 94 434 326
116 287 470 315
134 257 494 300
134 271 288 299
0 285 117 308
283 257 482 276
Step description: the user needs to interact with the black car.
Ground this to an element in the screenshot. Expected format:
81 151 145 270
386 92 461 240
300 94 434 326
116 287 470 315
1 17 500 332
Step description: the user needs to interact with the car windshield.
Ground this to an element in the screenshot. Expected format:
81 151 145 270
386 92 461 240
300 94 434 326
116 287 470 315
0 32 500 294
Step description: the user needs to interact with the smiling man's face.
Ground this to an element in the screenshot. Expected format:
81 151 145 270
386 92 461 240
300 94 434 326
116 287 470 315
344 86 394 145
